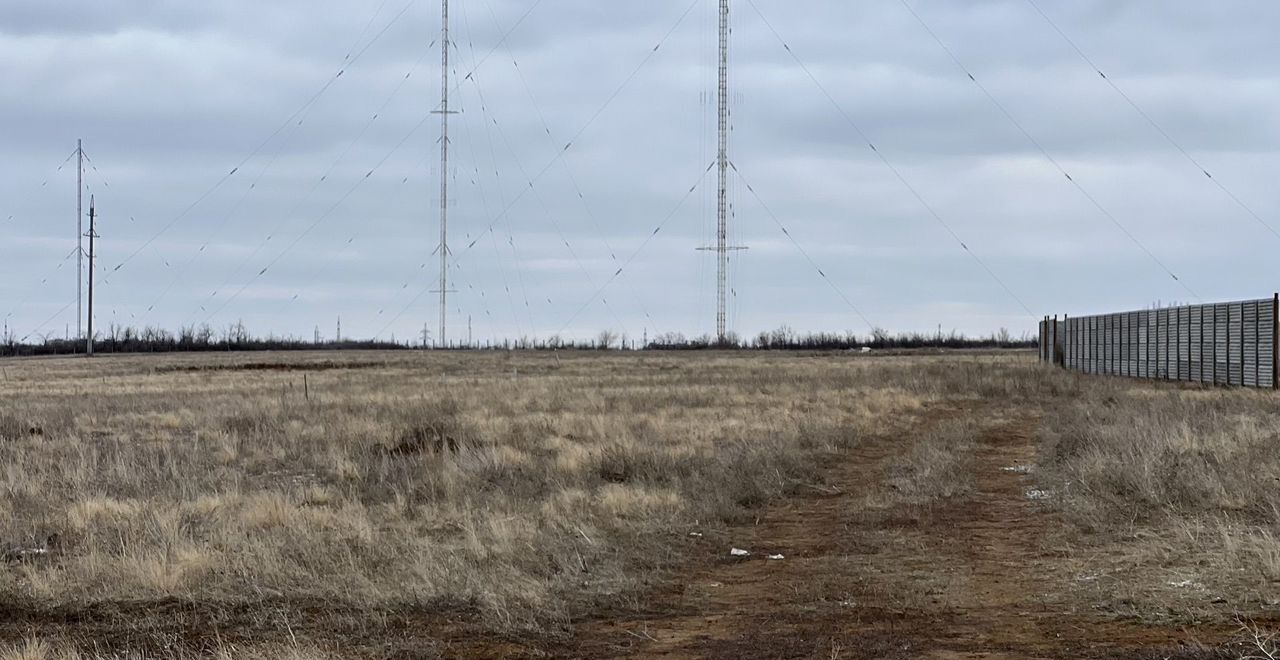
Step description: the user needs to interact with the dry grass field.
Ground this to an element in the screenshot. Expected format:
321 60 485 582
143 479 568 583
0 349 1277 658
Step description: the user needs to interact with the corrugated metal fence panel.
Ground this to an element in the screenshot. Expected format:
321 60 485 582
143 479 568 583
1064 319 1072 368
1087 316 1095 374
1112 314 1121 375
1187 306 1198 383
1100 315 1111 376
1136 313 1146 376
1070 318 1079 369
1082 316 1088 371
1179 307 1191 381
1155 309 1168 379
1117 314 1125 375
1245 302 1259 387
1126 313 1136 376
1229 303 1244 386
1215 304 1229 385
1138 312 1149 378
1050 297 1276 389
1261 302 1276 388
1080 317 1090 373
1113 314 1120 375
1103 315 1112 375
1205 303 1217 385
1117 314 1126 376
1204 305 1215 385
1152 308 1162 376
1112 313 1121 375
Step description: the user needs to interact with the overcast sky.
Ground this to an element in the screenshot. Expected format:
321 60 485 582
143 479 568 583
3 0 1279 344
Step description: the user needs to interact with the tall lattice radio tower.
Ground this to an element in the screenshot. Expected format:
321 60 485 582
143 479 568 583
700 0 746 344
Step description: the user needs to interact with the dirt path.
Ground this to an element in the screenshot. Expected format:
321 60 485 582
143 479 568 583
565 401 1227 659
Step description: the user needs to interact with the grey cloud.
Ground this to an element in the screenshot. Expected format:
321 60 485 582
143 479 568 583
3 0 1279 343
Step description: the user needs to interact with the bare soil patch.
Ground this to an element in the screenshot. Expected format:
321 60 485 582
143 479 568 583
563 401 1240 659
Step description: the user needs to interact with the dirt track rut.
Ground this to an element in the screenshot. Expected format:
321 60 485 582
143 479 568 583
567 401 1224 659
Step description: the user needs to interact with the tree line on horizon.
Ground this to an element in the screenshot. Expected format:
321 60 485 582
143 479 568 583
0 321 1034 357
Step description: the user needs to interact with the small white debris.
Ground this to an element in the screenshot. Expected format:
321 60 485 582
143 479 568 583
730 548 750 557
860 347 872 353
767 554 785 561
688 532 703 538
708 582 723 588
1002 465 1032 474
1025 489 1053 501
838 600 856 607
1167 579 1203 590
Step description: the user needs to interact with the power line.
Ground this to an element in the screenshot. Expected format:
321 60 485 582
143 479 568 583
454 11 535 338
379 0 704 340
479 0 656 327
1 247 80 329
209 0 550 340
107 0 418 277
166 48 435 326
461 70 630 334
743 0 1037 319
1023 0 1280 244
731 162 879 331
558 161 717 335
454 0 702 259
893 0 1198 302
199 113 435 326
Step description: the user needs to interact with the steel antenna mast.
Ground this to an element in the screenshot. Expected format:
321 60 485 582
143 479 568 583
699 0 746 345
432 0 458 348
76 138 83 341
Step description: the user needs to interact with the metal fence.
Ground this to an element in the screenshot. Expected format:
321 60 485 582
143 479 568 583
1039 295 1279 388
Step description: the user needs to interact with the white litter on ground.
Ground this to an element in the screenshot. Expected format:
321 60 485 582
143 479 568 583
688 532 703 538
1002 465 1032 474
767 554 785 561
1025 489 1053 501
730 548 750 557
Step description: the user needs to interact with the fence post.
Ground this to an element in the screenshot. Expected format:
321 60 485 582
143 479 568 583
1052 315 1058 366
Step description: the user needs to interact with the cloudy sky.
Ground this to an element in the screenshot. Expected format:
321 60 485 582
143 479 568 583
3 0 1278 344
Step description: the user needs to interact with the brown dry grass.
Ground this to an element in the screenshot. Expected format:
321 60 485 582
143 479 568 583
1036 373 1280 623
0 350 948 656
2 349 1278 657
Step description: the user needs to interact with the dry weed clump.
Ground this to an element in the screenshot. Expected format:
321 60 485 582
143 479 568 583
0 349 940 647
1037 377 1280 616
